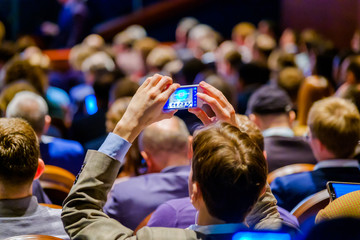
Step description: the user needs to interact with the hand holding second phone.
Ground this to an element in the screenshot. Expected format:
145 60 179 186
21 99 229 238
113 74 180 143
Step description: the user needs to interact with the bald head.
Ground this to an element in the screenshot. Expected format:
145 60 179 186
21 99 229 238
139 116 190 168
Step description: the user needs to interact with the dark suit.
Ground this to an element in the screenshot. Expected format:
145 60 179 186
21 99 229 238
271 166 360 211
264 136 317 172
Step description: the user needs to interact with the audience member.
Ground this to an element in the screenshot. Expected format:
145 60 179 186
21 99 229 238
315 190 360 223
294 75 334 136
6 91 84 175
246 85 316 172
103 115 191 230
62 74 268 239
277 67 304 111
147 114 299 231
271 97 360 211
0 118 68 239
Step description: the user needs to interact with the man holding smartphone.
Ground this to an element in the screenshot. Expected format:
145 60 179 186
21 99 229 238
61 74 270 239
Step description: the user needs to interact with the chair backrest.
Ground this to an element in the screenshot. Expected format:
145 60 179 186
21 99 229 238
290 189 330 224
4 235 63 240
39 203 62 209
267 163 315 184
134 211 154 234
39 165 76 205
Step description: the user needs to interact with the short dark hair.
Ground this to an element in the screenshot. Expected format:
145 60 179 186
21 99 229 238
0 118 39 185
347 55 360 83
192 122 267 223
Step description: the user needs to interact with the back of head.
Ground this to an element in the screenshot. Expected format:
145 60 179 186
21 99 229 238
236 114 264 151
6 91 48 135
0 81 38 117
139 116 190 159
0 118 39 186
277 67 304 103
308 97 360 158
146 45 177 71
297 75 334 126
246 84 292 116
238 62 270 86
110 77 139 102
3 59 48 95
232 22 256 44
192 122 267 223
346 55 360 83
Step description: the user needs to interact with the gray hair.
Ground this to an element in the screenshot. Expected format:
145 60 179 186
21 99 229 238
6 91 48 134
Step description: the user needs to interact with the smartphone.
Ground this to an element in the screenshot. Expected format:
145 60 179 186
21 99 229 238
85 94 98 115
163 85 203 110
326 181 360 201
232 231 291 240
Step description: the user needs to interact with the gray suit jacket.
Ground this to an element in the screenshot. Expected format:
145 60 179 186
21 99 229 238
62 150 282 240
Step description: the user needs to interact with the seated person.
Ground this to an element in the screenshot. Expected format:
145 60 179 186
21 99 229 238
246 84 316 172
271 97 360 211
61 75 268 239
315 190 360 223
103 116 191 230
0 118 68 239
6 91 85 175
147 115 298 231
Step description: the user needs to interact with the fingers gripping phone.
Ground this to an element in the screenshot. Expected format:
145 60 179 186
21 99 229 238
163 85 203 110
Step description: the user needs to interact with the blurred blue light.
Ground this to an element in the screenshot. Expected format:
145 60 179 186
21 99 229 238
232 231 291 240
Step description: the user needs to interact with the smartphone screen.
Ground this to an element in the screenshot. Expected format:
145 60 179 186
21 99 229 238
163 85 199 110
327 181 360 200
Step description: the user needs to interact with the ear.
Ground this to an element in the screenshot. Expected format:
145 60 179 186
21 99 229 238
141 150 153 173
187 136 193 161
43 115 52 135
190 181 202 209
288 110 296 126
263 150 267 160
249 114 261 129
34 158 45 180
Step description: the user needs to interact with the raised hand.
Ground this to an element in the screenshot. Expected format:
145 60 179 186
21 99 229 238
189 81 238 127
113 74 180 142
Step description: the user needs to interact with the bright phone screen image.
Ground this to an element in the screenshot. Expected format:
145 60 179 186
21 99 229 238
332 183 360 199
163 86 198 110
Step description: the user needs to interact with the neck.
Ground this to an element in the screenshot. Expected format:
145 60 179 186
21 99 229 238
0 182 33 200
258 114 291 131
196 204 226 226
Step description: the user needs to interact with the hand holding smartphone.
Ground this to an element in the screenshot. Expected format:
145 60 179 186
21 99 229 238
163 85 203 110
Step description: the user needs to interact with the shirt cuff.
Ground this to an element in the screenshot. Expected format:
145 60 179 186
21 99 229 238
98 132 131 165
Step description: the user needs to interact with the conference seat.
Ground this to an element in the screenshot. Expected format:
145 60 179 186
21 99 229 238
290 189 330 225
267 163 315 184
134 211 154 234
39 165 76 205
4 235 63 240
39 203 62 209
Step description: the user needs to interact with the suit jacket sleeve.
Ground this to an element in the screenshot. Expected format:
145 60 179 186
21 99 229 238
61 150 201 240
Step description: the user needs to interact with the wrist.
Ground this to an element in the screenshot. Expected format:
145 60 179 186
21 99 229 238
113 116 142 143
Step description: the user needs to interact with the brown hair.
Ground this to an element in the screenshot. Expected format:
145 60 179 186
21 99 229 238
0 118 39 185
297 75 334 126
236 114 264 151
308 97 360 158
192 122 267 223
3 59 48 95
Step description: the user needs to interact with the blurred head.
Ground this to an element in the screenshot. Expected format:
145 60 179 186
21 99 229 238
6 91 48 136
146 45 177 71
346 55 360 84
176 17 199 45
0 81 39 117
0 118 40 192
297 75 334 126
139 117 190 173
190 122 267 223
232 22 256 46
3 59 48 95
307 97 360 159
277 67 304 105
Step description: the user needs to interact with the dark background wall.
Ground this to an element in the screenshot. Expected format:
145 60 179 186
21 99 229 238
0 0 359 49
